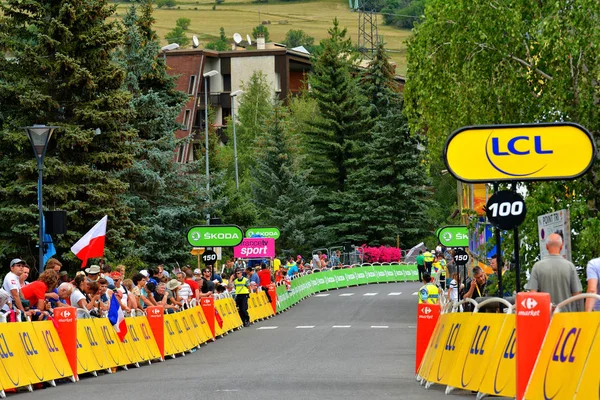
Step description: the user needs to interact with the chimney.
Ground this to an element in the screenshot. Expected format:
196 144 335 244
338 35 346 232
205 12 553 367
257 34 265 50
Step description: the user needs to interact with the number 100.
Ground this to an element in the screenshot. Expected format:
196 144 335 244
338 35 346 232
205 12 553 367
488 201 523 217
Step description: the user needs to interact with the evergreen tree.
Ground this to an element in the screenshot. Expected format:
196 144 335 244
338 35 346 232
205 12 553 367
251 106 321 253
115 3 213 266
0 0 136 267
306 18 370 241
341 44 431 247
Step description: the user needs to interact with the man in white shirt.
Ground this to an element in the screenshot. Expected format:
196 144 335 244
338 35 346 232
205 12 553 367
176 272 193 303
3 259 26 315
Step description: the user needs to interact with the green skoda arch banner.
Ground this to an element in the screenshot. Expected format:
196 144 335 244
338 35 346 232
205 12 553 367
245 227 281 240
437 225 469 248
187 225 244 247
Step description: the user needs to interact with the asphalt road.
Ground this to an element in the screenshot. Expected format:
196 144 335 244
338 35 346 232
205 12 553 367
17 282 475 400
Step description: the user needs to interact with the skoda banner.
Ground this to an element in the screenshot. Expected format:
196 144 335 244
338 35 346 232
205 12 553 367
444 122 595 183
245 227 281 240
187 225 244 247
437 226 469 247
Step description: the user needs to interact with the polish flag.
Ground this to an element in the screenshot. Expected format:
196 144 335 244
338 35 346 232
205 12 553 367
108 293 128 342
71 215 107 268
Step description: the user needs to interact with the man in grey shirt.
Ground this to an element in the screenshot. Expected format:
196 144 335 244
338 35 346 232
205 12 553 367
529 233 582 312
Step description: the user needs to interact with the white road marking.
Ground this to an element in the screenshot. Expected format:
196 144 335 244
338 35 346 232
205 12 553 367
339 293 354 296
408 326 417 328
296 325 315 329
388 292 402 296
364 293 378 296
412 292 418 295
332 325 351 328
371 325 389 329
257 326 278 330
315 294 330 297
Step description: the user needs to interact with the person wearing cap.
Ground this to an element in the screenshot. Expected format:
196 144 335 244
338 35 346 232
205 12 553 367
85 265 101 282
246 266 260 287
111 272 133 311
3 259 27 316
154 282 179 313
59 271 70 283
166 279 184 308
233 269 251 327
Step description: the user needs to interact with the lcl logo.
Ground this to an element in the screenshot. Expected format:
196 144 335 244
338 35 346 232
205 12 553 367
490 136 553 156
485 133 552 177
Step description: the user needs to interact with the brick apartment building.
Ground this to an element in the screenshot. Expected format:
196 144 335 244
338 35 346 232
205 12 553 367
164 41 312 163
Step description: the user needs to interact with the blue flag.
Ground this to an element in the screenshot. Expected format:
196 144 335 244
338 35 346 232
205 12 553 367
42 215 56 266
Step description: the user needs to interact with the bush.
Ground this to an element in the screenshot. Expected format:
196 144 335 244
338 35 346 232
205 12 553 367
252 25 270 42
176 17 191 30
156 0 177 8
357 245 402 263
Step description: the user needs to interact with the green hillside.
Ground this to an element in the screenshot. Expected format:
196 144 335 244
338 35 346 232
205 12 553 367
111 0 411 74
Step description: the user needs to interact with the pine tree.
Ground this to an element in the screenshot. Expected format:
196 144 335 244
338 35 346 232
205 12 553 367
251 106 322 254
306 18 370 241
0 0 136 267
342 44 431 247
115 3 214 266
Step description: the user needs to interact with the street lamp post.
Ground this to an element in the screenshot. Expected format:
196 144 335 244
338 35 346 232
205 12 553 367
230 90 243 190
161 43 179 62
203 70 219 224
22 125 58 272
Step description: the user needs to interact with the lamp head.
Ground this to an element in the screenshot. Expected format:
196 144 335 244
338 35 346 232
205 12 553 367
203 70 219 78
21 125 58 158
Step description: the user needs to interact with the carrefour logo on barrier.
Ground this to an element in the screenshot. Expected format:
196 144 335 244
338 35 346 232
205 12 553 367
518 297 540 316
444 123 595 183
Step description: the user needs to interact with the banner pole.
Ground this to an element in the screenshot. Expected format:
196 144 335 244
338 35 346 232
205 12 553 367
493 182 503 299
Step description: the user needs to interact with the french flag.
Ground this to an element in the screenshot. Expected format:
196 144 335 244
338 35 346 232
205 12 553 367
108 293 127 342
71 215 107 268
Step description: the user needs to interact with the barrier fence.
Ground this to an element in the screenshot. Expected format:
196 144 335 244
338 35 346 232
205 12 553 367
276 264 419 313
0 264 417 397
415 292 600 400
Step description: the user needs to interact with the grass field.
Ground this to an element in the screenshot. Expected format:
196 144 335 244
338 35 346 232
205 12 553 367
111 0 411 74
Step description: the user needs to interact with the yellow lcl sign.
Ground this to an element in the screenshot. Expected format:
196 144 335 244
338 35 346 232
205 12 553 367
444 123 595 182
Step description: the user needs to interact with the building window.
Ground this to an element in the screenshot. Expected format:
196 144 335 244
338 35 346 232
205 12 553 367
188 75 196 95
177 145 185 163
183 109 191 130
275 72 281 92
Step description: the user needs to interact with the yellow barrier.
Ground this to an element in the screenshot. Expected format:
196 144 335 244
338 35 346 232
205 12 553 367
0 299 250 391
163 313 187 357
525 312 600 400
422 312 473 386
76 318 112 375
0 321 74 390
478 315 516 398
574 320 600 399
447 313 510 393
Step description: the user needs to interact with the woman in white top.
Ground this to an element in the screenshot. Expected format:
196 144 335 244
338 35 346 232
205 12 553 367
71 275 100 311
447 272 460 304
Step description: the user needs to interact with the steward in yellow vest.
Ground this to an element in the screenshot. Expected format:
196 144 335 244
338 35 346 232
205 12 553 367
233 270 251 327
418 274 440 304
423 250 434 274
